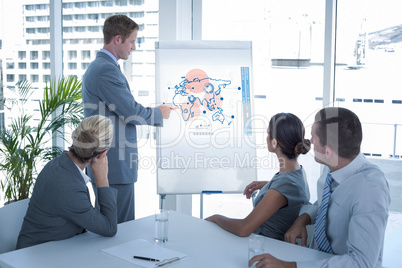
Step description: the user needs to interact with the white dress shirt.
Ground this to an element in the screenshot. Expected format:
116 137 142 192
298 153 390 268
100 48 119 67
74 164 96 207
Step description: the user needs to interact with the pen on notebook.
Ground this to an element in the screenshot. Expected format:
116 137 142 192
133 256 160 262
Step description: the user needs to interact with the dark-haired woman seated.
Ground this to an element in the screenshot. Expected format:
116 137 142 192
206 113 311 240
17 115 117 249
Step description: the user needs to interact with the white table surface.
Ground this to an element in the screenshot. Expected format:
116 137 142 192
0 211 331 267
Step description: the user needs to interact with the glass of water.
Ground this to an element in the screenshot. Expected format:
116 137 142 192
248 234 265 268
155 209 169 243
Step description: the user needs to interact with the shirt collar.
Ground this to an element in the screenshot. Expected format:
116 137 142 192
74 163 91 184
330 152 365 184
100 48 119 67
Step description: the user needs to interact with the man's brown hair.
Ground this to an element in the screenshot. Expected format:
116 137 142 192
103 15 139 44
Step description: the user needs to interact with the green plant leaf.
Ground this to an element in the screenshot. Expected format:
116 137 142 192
0 76 83 202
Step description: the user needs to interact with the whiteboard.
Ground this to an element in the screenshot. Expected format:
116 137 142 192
155 41 257 195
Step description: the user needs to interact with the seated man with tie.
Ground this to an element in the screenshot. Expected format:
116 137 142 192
249 107 391 268
17 115 118 249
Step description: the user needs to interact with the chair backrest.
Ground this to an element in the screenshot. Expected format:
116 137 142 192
0 198 30 254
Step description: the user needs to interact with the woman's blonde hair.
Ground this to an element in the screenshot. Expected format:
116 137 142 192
69 115 113 163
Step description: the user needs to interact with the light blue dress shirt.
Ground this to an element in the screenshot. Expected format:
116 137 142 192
298 153 390 268
100 48 119 67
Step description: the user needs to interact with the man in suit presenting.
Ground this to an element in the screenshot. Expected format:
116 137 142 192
82 15 171 223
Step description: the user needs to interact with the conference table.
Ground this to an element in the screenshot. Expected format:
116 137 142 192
0 211 331 267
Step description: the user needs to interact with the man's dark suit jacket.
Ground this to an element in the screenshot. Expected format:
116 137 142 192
82 52 163 185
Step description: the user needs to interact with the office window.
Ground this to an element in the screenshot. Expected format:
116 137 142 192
26 16 35 22
137 37 145 47
74 2 86 9
31 75 39 83
81 50 91 60
75 27 85 32
33 40 49 45
26 28 35 34
30 51 38 60
30 62 39 69
201 0 325 206
81 62 90 70
38 28 49 34
37 16 49 22
63 3 73 9
116 0 128 6
335 0 402 158
68 50 77 60
36 4 48 10
88 26 100 32
335 1 402 218
202 0 325 134
75 14 86 21
42 51 50 60
63 27 73 33
130 12 144 18
6 75 15 83
6 63 14 69
102 1 113 7
43 75 51 83
129 0 144 5
68 63 77 70
25 5 35 11
63 15 73 21
42 62 50 69
101 13 114 19
88 2 100 8
19 74 27 81
18 63 27 69
88 14 99 21
18 51 26 60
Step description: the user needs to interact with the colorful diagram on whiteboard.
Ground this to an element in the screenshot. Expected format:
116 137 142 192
167 68 236 126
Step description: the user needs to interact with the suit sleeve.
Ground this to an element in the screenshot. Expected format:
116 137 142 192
95 64 163 126
60 182 118 237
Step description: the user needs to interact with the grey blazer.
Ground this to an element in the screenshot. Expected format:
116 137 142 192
16 152 118 249
82 52 163 184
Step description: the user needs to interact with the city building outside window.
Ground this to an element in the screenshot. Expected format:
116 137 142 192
30 51 38 60
6 74 15 83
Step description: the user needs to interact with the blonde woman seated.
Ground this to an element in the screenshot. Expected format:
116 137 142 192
17 115 117 249
206 113 311 240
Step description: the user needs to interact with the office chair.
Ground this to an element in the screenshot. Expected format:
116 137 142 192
0 198 30 254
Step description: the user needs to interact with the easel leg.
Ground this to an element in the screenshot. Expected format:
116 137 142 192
159 194 166 210
200 193 204 219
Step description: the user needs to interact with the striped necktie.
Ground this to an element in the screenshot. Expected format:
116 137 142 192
314 173 334 254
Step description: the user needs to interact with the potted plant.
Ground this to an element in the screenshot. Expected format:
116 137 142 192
0 76 83 203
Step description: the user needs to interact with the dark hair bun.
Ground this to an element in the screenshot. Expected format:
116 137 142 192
294 139 311 156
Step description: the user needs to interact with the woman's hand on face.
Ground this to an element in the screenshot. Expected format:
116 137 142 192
90 153 109 188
